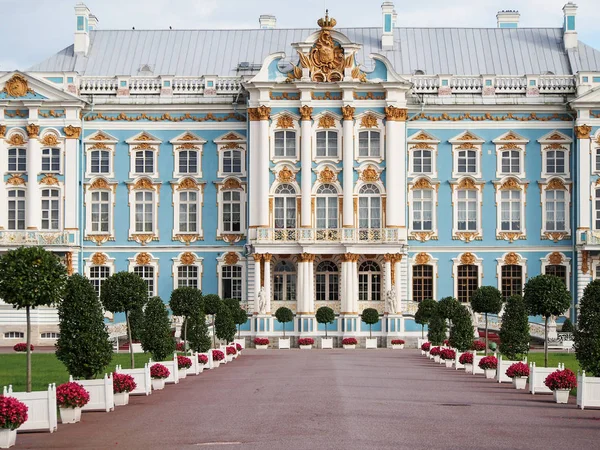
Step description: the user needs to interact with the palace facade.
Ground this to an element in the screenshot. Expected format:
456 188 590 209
1 2 600 345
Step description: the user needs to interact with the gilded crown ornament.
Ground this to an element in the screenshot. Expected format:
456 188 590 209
300 105 313 121
277 167 295 183
384 106 408 122
91 252 108 266
460 252 476 265
360 165 379 182
224 252 239 265
318 167 336 183
180 252 196 265
318 115 335 128
341 105 355 120
575 124 592 139
26 124 40 138
136 252 152 266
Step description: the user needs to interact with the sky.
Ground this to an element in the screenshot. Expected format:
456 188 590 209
0 0 599 72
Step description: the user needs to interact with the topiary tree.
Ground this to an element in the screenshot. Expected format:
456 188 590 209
233 307 248 339
438 296 461 333
414 298 437 338
214 305 236 344
0 246 68 392
427 310 447 346
449 304 474 352
561 317 574 333
499 295 530 360
128 305 145 342
361 308 380 338
187 309 212 353
141 296 175 361
100 271 148 369
524 274 571 367
575 280 600 376
316 306 335 338
203 294 222 348
275 307 294 337
471 286 503 355
170 287 202 350
56 274 113 380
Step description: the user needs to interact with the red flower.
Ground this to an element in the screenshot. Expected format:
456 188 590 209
391 339 405 345
342 338 357 345
112 373 137 393
198 354 209 365
176 342 185 352
506 362 529 379
471 340 486 351
298 338 314 346
443 339 449 346
177 355 192 369
478 356 498 370
0 396 28 430
212 349 225 361
421 342 431 351
235 343 242 351
13 343 34 352
56 382 90 409
150 363 170 379
430 346 441 356
440 348 456 360
544 369 577 391
226 346 237 355
459 352 474 365
254 338 269 346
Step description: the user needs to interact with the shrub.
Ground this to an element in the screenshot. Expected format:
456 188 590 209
13 343 33 352
0 395 28 430
438 297 461 331
506 362 530 379
215 306 237 344
212 349 225 361
170 287 203 348
298 338 315 346
391 339 405 345
254 338 269 346
415 299 437 338
544 369 577 391
203 294 222 348
421 342 431 351
575 280 600 376
177 355 192 370
140 296 176 362
150 364 170 379
499 295 530 360
449 305 474 352
56 382 90 409
478 356 498 370
112 373 136 393
316 306 335 338
275 307 294 337
342 338 357 345
427 312 447 346
561 317 574 333
361 308 380 338
440 348 456 360
235 343 242 351
198 354 209 365
459 352 474 365
471 340 486 351
429 346 441 356
226 346 237 356
186 309 211 354
471 286 503 355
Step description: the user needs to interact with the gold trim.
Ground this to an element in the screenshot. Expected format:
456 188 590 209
91 252 108 265
575 125 592 140
384 106 407 122
2 74 34 97
26 124 40 138
300 105 313 121
63 125 81 139
136 252 152 266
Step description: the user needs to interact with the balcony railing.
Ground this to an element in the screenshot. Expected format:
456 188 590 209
79 76 243 96
577 230 600 247
255 228 406 244
0 231 76 246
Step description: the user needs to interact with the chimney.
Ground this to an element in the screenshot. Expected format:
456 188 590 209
259 15 276 29
74 3 91 55
562 2 578 50
496 10 520 28
88 14 99 31
381 2 397 51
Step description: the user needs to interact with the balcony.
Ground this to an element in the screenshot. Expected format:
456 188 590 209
255 228 406 244
0 231 77 247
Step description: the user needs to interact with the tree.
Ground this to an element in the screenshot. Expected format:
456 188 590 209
449 305 474 352
438 296 461 334
222 298 247 338
471 286 503 355
203 294 222 348
561 317 574 333
187 309 212 353
524 274 571 367
316 306 335 338
575 280 600 376
170 287 202 350
100 271 148 369
275 307 294 337
141 296 175 361
427 311 447 346
499 295 530 360
414 299 437 339
56 274 113 380
0 246 67 392
128 305 145 342
361 308 380 338
214 306 236 344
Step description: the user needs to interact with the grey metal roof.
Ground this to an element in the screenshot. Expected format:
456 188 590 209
29 27 600 77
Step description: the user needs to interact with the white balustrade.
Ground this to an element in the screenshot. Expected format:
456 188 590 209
255 228 405 243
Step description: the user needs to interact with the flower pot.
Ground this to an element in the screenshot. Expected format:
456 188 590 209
514 376 527 390
213 360 221 368
152 378 166 390
114 392 130 406
299 345 312 350
0 429 17 449
59 406 82 424
464 363 473 374
484 368 497 379
445 360 453 368
321 338 333 349
178 368 188 379
278 338 291 349
425 351 431 358
434 355 440 363
343 344 356 349
391 344 404 349
554 389 570 404
226 354 234 362
365 338 377 349
256 344 268 350
198 366 204 374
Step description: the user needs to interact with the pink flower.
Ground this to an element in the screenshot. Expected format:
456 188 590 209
421 342 431 351
544 369 577 391
112 373 137 393
235 343 242 351
471 340 486 351
150 363 170 379
506 362 529 378
176 342 185 352
391 339 405 345
430 346 441 356
56 382 90 409
478 356 498 370
459 352 474 365
298 338 314 346
226 346 237 355
440 348 456 360
198 354 209 365
212 350 225 361
342 338 357 345
13 343 34 352
0 396 28 430
254 338 269 346
177 355 192 369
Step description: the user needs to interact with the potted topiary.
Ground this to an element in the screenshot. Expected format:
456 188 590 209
0 396 28 448
421 342 431 356
177 355 192 379
150 363 170 390
391 339 405 350
544 369 577 404
226 346 237 362
56 382 89 424
506 362 530 390
430 346 442 363
362 308 380 349
440 348 456 368
459 352 474 373
342 337 357 349
254 337 269 349
275 307 294 349
316 306 335 349
211 349 225 368
112 373 137 406
479 355 498 379
298 338 314 349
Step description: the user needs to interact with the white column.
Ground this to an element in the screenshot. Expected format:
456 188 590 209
384 255 392 294
297 259 306 313
248 118 260 232
263 254 272 313
394 255 402 313
0 129 6 229
258 108 271 229
342 107 355 228
576 125 591 229
351 258 359 314
341 259 349 313
307 256 315 313
253 254 262 313
300 112 312 227
385 107 407 227
26 126 41 230
64 131 80 230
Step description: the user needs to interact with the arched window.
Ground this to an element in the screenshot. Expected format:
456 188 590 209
91 149 110 174
133 265 155 297
178 191 198 233
316 261 339 301
274 130 296 158
274 184 296 229
500 190 521 231
412 265 433 302
457 149 477 174
412 189 433 231
358 261 381 301
41 188 60 231
316 184 338 229
7 189 26 230
316 130 338 158
222 149 242 174
89 265 111 297
358 130 380 158
358 184 381 230
501 265 523 299
273 260 296 302
457 265 478 303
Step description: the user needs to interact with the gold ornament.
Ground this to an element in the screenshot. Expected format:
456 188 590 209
300 106 313 121
132 234 155 245
455 232 480 242
360 114 378 128
180 252 196 265
318 167 336 183
458 131 479 141
256 106 271 121
384 106 407 122
89 178 110 190
412 178 433 190
546 178 566 191
276 115 294 129
499 178 521 191
582 251 589 274
341 105 355 120
460 252 476 265
65 252 73 276
221 178 242 190
26 124 40 138
7 133 26 146
91 252 108 265
222 132 241 141
575 125 592 139
88 235 112 245
40 174 59 186
63 125 81 139
90 132 113 141
415 253 431 265
548 133 564 141
132 178 156 191
224 252 239 265
2 74 33 97
6 174 25 186
0 125 6 138
177 177 199 190
41 134 59 146
360 165 379 182
497 232 523 243
277 167 295 183
413 132 432 141
548 252 563 265
222 234 244 244
457 178 477 190
543 232 567 243
318 115 335 128
136 252 152 265
504 252 520 265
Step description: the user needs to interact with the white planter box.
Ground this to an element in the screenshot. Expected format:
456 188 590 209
514 377 527 390
226 354 233 362
343 344 356 349
59 407 81 424
278 338 291 349
186 352 203 375
391 344 404 349
321 338 333 349
178 368 188 379
114 392 129 406
233 338 246 349
365 338 377 349
554 389 570 404
299 345 312 350
425 351 431 358
496 355 527 383
464 363 473 374
115 364 152 395
213 360 221 368
454 352 465 370
434 355 440 363
472 355 485 375
256 344 268 350
445 359 453 368
577 372 600 409
151 378 165 390
0 429 16 449
69 374 114 412
2 384 57 433
529 362 565 394
149 354 179 384
484 369 497 379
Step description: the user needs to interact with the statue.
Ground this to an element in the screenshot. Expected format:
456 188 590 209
386 287 397 315
258 287 267 315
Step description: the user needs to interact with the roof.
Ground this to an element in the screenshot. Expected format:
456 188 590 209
29 27 600 77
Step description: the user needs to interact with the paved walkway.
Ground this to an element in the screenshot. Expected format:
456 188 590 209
18 350 600 450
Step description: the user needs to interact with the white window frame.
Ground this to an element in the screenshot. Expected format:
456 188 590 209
540 252 571 291
217 181 246 239
496 253 528 299
314 183 340 230
408 131 440 178
270 114 300 162
312 113 342 163
41 187 62 231
126 132 162 179
127 178 160 242
217 252 246 302
451 178 483 241
4 331 24 339
40 332 60 339
84 178 116 241
7 147 27 173
315 261 340 302
7 188 26 231
409 253 439 303
84 131 118 179
493 131 528 179
271 182 299 230
451 253 484 302
355 112 384 162
358 260 382 302
215 132 247 177
128 253 159 298
408 178 438 240
172 178 204 241
170 132 206 178
41 147 62 174
450 132 484 179
172 252 204 290
538 131 572 179
540 178 571 239
493 178 527 240
84 253 116 302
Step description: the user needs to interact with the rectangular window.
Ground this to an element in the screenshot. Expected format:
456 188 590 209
457 265 478 303
457 190 477 231
8 190 26 230
501 265 523 299
547 190 567 231
316 196 338 229
596 148 600 172
42 148 61 172
91 191 110 233
135 191 154 233
41 189 60 230
412 189 433 231
316 130 338 158
500 190 521 231
546 150 565 174
8 148 26 172
412 265 433 302
4 332 24 339
358 131 380 158
177 265 199 289
501 150 520 174
222 265 242 300
223 191 241 233
91 150 110 174
545 265 567 285
223 150 242 174
89 266 111 297
133 265 155 297
135 150 154 174
178 150 198 174
412 149 432 174
178 191 198 233
274 131 296 157
40 332 60 339
274 197 296 229
457 150 477 174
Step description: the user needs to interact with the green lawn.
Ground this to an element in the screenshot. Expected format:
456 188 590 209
526 352 580 373
0 352 152 392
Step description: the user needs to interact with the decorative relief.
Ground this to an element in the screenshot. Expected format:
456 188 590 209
40 174 59 186
311 92 342 100
270 92 300 101
62 125 81 139
410 112 570 122
224 252 239 265
412 178 433 190
131 234 155 245
454 232 481 243
582 250 589 274
457 178 477 190
39 110 65 118
410 143 434 150
136 252 152 265
354 92 386 100
299 105 313 121
497 232 524 243
41 134 59 146
221 132 241 141
91 252 108 266
131 178 157 191
84 112 246 123
180 252 196 265
460 252 476 265
548 252 563 265
341 105 355 120
384 106 408 122
64 252 73 276
176 177 199 191
89 178 110 190
499 177 522 191
222 234 244 244
415 253 431 265
413 132 432 141
360 165 379 182
499 143 521 150
410 231 437 242
318 167 336 183
545 178 567 191
2 74 34 97
575 125 592 139
6 174 25 186
88 235 112 246
360 114 378 128
26 124 40 138
547 133 565 141
500 131 520 141
457 143 477 149
175 234 199 245
458 131 479 141
542 232 568 243
221 178 242 191
248 106 271 121
318 115 335 128
342 253 360 263
299 253 316 263
0 125 5 138
5 110 27 118
7 134 25 146
504 252 521 265
89 132 113 141
276 115 294 129
277 167 295 183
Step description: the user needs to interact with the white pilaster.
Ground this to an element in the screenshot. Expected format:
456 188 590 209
248 119 260 234
297 260 306 313
307 257 315 313
576 125 591 229
258 112 270 229
263 255 272 313
253 255 262 313
394 256 402 313
64 135 79 230
384 257 392 293
341 260 350 313
26 129 41 230
300 117 312 227
385 108 407 227
0 133 6 229
342 108 355 227
351 258 359 314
